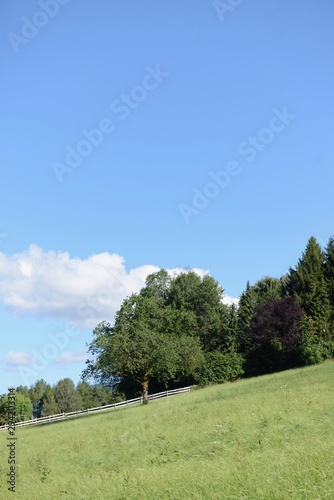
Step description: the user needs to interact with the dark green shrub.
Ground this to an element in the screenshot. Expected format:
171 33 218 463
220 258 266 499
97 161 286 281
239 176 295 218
194 351 244 385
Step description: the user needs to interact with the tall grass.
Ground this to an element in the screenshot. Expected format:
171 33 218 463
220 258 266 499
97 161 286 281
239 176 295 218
1 361 334 499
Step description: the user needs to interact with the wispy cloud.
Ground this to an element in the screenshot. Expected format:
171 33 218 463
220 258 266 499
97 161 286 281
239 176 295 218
4 352 33 366
54 351 87 364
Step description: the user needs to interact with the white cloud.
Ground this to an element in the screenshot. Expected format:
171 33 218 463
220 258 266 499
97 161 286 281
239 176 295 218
0 244 159 327
0 245 238 328
54 351 87 364
222 294 240 307
4 351 33 366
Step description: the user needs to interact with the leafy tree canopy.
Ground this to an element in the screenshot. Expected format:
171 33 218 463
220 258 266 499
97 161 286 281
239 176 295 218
247 297 303 375
0 392 33 424
53 378 83 413
83 290 204 403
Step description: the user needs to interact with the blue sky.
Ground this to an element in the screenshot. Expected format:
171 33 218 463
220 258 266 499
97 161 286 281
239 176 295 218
1 0 333 394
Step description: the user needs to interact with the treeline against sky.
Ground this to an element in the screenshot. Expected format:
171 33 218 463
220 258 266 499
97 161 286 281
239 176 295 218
1 236 334 418
82 235 334 403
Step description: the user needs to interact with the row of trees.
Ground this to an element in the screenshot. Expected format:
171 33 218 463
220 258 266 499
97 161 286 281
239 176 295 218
1 235 333 416
0 378 124 424
83 236 334 402
237 235 334 370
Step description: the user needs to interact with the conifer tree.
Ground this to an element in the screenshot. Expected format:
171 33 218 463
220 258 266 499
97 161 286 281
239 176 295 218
237 281 257 353
323 236 334 333
285 237 331 337
40 385 59 417
224 304 239 352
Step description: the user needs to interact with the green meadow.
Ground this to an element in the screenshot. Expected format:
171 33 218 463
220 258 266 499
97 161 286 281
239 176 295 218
1 361 334 499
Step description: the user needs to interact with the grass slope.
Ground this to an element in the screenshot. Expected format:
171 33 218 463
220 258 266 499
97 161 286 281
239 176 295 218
1 361 334 499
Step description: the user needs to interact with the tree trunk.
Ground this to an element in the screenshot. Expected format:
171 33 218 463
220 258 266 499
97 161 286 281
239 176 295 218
142 375 149 404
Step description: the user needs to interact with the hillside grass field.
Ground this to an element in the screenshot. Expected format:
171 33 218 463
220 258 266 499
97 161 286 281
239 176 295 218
1 361 334 499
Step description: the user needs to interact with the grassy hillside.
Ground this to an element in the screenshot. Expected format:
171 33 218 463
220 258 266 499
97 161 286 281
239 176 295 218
1 362 334 499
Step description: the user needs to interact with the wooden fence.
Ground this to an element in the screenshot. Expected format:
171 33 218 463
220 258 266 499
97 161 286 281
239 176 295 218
0 386 192 431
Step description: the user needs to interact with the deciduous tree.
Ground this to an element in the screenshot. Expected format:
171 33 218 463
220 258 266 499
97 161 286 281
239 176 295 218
54 378 82 413
247 297 303 375
83 293 203 403
167 271 225 351
0 392 33 424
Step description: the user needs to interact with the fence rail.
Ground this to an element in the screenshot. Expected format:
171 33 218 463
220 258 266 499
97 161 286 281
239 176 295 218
0 386 192 431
